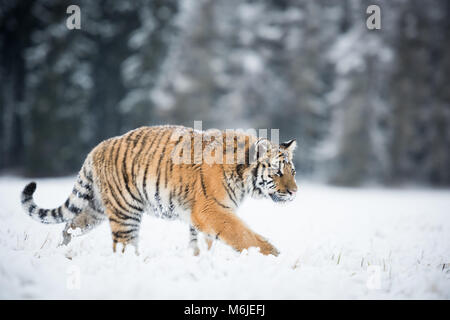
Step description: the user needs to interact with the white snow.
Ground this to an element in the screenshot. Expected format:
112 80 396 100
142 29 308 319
0 176 449 299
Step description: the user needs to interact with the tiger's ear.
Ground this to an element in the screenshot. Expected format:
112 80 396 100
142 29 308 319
280 139 296 152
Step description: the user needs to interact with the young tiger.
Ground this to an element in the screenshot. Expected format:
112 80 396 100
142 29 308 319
20 125 297 256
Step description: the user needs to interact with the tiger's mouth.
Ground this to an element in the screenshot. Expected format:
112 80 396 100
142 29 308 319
269 193 295 203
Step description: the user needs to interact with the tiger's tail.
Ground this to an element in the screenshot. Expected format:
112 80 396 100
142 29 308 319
20 159 94 224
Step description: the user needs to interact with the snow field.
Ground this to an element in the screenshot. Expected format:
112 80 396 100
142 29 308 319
0 176 449 299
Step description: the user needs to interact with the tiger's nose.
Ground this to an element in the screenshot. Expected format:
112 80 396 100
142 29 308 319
287 186 297 195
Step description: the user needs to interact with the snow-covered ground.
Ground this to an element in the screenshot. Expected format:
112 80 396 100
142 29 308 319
0 175 449 299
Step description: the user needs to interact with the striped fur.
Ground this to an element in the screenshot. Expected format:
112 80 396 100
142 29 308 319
20 125 297 255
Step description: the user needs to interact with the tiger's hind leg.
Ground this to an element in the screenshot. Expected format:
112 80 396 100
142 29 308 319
189 225 214 256
106 206 143 254
60 208 105 246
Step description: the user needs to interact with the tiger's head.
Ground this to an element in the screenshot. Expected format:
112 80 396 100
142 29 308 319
249 138 298 203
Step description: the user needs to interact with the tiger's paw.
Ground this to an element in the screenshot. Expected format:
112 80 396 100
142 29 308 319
257 237 280 257
192 246 200 256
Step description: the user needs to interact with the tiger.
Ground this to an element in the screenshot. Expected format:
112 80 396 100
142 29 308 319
20 125 297 256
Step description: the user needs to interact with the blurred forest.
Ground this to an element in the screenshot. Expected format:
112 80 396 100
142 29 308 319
1 0 449 186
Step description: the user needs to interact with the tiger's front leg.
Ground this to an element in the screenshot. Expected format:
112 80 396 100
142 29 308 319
189 225 200 256
191 204 279 256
